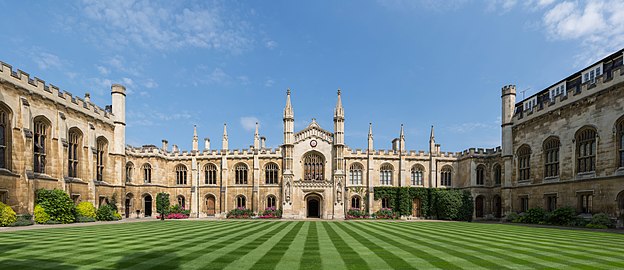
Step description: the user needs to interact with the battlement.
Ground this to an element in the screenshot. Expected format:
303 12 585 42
0 61 114 125
126 144 282 159
457 147 501 159
513 49 624 125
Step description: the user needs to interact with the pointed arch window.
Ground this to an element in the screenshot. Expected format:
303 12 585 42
33 118 48 174
617 117 624 168
544 137 560 178
0 108 8 169
68 129 82 178
142 163 152 183
236 195 246 209
380 164 393 186
517 145 531 181
96 137 107 181
204 163 217 185
349 163 363 185
235 163 248 184
177 195 186 208
441 166 452 186
303 152 324 181
411 165 424 186
351 195 361 209
576 128 596 173
176 164 188 185
125 162 134 183
476 165 485 185
267 195 276 209
265 163 279 184
493 164 502 185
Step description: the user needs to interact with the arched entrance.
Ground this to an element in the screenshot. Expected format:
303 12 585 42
306 194 322 218
125 193 133 218
205 195 216 216
475 195 485 218
493 195 502 218
412 198 422 217
617 191 624 227
144 194 153 217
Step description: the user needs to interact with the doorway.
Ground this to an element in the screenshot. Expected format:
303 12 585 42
475 195 485 218
306 195 321 218
412 198 422 217
205 195 216 216
125 195 132 218
493 195 502 218
144 194 153 217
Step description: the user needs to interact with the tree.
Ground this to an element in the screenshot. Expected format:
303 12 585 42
156 193 170 221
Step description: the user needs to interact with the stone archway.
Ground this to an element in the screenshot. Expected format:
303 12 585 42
125 193 134 218
205 194 216 216
617 190 624 228
475 195 485 218
144 194 153 217
492 195 502 218
305 194 322 218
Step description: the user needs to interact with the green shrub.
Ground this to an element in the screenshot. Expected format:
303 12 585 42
373 208 399 219
35 189 76 223
518 208 546 224
9 214 34 227
114 212 122 220
169 204 190 215
76 216 96 223
505 212 519 222
156 193 170 220
587 213 613 228
226 207 254 219
96 204 116 221
546 207 577 226
76 201 96 219
34 204 50 224
346 208 367 219
568 216 590 227
0 202 17 226
585 223 608 229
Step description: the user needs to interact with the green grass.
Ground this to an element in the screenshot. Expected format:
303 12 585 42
1 220 623 269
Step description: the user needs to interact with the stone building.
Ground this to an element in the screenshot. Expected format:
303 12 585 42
0 48 623 222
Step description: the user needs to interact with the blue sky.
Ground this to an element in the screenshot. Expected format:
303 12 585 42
1 0 622 152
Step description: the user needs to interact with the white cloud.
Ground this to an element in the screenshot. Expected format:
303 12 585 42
265 39 278 49
240 116 259 132
264 79 275 87
78 0 253 53
33 52 61 70
144 79 158 89
96 65 110 75
122 77 134 87
378 0 469 12
208 68 230 84
448 122 497 134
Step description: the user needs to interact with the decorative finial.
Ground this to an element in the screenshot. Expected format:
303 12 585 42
287 88 291 95
337 88 341 95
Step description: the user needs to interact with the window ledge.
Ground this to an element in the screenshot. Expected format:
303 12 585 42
543 176 560 183
95 180 112 186
0 168 20 177
615 167 624 176
64 177 86 184
576 172 596 179
517 180 531 185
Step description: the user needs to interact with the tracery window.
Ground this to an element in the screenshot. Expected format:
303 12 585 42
0 108 7 169
579 194 593 214
617 117 624 168
380 164 393 186
96 137 107 181
265 163 279 184
142 163 152 183
576 128 596 173
235 163 248 184
544 137 560 178
517 145 531 181
267 195 276 209
236 195 246 209
441 166 452 186
125 162 133 183
493 164 502 185
177 195 186 208
476 165 485 186
33 118 48 174
351 196 361 209
411 165 424 186
204 163 217 185
349 163 363 185
68 129 81 178
176 164 188 185
303 152 324 181
381 197 390 209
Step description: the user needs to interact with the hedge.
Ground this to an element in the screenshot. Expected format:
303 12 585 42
0 201 17 226
76 201 97 219
373 187 473 221
35 189 76 224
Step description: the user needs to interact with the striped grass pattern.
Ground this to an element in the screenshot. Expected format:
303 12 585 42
1 221 623 269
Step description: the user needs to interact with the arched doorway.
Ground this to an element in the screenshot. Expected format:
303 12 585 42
493 195 502 218
617 191 624 227
412 198 422 217
475 195 485 218
306 194 321 218
205 195 216 216
144 194 153 217
125 193 133 218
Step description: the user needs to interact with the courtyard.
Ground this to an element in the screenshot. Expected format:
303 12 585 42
1 220 623 269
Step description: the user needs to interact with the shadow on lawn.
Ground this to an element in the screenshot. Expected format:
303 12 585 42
0 243 79 270
113 250 181 269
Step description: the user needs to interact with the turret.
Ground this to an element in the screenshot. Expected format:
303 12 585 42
333 89 344 146
222 123 228 150
111 84 126 155
192 125 198 152
367 123 374 151
501 85 516 157
283 89 294 147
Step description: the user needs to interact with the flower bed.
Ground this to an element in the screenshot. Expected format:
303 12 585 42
258 207 282 219
346 208 369 219
226 207 254 219
373 208 399 219
156 204 191 219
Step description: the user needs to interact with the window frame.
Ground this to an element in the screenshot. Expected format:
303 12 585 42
142 163 152 183
265 163 279 184
351 196 361 209
410 165 424 186
543 137 560 178
236 195 246 209
349 163 363 185
204 163 218 185
33 118 48 174
235 163 248 185
576 128 597 174
380 164 393 186
476 165 485 186
67 129 81 178
440 166 452 186
517 145 531 182
175 164 188 185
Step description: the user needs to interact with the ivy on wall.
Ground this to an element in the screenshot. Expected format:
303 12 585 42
373 187 473 221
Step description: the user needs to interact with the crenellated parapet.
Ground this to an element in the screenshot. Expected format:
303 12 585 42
0 61 114 125
456 147 501 160
126 144 283 160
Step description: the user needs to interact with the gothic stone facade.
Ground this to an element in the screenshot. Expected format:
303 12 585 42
1 49 624 222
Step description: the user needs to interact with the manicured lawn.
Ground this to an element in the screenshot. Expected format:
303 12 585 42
1 220 623 269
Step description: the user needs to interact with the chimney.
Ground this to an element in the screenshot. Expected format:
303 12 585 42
392 138 400 151
162 139 168 151
260 136 266 149
204 138 210 150
84 92 91 103
172 144 179 152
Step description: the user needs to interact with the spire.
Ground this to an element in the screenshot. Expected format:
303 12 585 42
222 123 228 150
399 124 405 152
253 122 260 149
367 122 374 150
400 124 405 139
284 88 293 119
334 88 344 119
429 125 435 141
192 125 198 152
429 125 436 154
